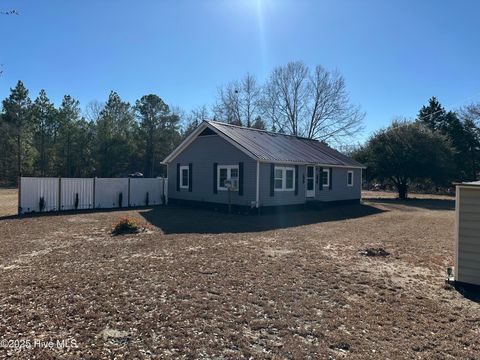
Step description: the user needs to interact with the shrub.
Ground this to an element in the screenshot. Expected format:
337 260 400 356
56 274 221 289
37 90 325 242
112 217 142 235
118 192 123 208
39 197 46 212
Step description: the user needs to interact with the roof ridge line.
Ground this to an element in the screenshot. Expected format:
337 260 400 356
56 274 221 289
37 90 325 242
206 120 320 142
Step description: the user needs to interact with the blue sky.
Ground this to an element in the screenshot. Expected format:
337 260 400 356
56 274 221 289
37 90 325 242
1 0 479 141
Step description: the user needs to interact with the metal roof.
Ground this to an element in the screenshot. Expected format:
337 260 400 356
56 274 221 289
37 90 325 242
455 181 480 187
208 121 365 168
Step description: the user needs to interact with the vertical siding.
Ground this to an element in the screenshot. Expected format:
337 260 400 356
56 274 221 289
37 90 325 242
168 135 257 206
20 177 60 213
315 167 361 201
129 178 164 206
456 187 480 285
60 178 94 210
94 178 129 208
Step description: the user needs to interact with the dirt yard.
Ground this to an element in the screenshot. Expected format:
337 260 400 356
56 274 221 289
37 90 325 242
1 189 478 359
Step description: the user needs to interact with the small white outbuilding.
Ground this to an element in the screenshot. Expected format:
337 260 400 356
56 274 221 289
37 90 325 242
455 181 480 286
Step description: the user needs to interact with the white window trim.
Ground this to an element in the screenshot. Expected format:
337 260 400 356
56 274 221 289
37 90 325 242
322 169 330 188
347 170 354 187
274 166 295 191
217 165 239 191
180 165 189 189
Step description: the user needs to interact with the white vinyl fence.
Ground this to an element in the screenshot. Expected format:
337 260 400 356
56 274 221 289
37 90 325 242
19 177 167 215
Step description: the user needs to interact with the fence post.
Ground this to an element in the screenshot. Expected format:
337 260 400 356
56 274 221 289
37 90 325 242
58 177 62 211
18 176 22 215
93 177 96 209
128 178 131 207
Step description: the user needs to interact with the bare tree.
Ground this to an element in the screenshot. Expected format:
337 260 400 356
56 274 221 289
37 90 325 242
263 61 309 135
183 105 210 136
213 73 262 127
262 61 364 145
306 65 364 142
461 103 480 124
83 100 104 122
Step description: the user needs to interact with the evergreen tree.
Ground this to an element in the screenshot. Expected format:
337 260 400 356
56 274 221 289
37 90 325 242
418 96 446 131
418 97 480 180
56 95 82 176
95 91 137 177
135 94 170 177
31 90 58 176
2 81 33 181
252 116 267 130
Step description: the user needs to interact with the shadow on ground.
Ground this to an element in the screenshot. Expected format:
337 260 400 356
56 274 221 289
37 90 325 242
455 283 480 303
364 197 455 211
140 203 385 234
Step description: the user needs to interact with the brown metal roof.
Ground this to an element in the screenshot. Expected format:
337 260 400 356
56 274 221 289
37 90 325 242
207 121 365 168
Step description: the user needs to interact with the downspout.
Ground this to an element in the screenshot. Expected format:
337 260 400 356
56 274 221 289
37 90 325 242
256 160 260 208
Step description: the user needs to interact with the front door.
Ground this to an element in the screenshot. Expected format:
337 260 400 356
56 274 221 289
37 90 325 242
306 166 315 198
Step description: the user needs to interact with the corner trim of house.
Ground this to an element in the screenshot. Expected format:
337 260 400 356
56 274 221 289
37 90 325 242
256 160 260 208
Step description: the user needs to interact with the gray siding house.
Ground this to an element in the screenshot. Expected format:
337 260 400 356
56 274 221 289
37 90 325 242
162 121 365 209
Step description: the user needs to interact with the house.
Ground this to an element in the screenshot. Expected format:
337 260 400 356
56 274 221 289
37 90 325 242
162 121 365 210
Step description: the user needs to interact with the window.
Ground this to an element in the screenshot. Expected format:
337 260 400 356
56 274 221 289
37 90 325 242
322 169 330 188
180 165 189 189
274 168 283 190
274 166 295 191
347 170 354 187
217 165 239 191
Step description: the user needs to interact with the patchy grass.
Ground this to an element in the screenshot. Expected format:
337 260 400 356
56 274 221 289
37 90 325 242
0 188 478 358
0 188 17 217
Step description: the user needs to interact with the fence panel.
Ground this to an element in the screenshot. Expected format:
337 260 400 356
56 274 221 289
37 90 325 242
20 177 59 214
19 177 168 214
94 178 129 209
129 178 164 206
60 178 94 211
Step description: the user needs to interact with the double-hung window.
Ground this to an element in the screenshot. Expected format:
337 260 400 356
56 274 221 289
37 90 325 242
274 166 295 191
180 165 189 189
347 170 354 187
217 165 239 191
322 169 330 188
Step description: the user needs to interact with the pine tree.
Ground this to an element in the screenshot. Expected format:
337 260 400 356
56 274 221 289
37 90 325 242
56 95 82 176
418 97 446 131
418 97 480 181
95 91 137 177
2 81 32 181
31 89 57 176
135 94 170 177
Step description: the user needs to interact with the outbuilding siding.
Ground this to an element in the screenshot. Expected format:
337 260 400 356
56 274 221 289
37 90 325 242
168 135 257 206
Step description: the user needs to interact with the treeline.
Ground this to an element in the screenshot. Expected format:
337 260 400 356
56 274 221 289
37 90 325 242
0 61 364 185
354 97 480 198
0 81 182 185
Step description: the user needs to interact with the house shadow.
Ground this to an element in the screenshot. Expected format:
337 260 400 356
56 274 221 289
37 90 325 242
139 203 385 234
363 197 455 211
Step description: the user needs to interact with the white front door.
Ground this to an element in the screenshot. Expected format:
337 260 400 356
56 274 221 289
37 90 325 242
306 166 315 198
